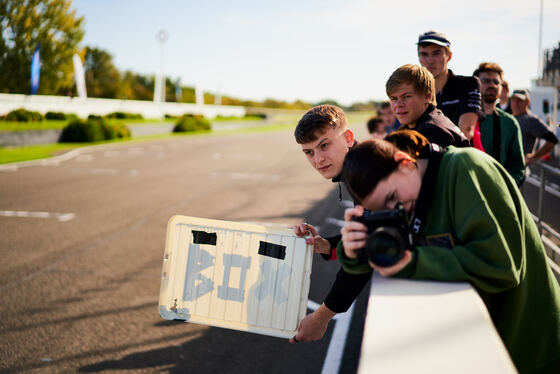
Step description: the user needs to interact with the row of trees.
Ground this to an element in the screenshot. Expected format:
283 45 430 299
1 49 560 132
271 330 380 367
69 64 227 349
0 0 376 111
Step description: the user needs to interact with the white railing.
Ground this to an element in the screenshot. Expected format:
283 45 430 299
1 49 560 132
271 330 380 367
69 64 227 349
358 274 517 374
0 93 246 119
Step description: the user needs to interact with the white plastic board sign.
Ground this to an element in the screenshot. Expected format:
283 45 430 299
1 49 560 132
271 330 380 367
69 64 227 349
158 215 313 338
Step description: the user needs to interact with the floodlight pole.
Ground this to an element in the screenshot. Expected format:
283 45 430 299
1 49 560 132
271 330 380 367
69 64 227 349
537 0 543 79
154 30 169 103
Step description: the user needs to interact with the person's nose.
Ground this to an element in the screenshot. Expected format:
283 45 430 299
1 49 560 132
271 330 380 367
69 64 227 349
314 150 325 165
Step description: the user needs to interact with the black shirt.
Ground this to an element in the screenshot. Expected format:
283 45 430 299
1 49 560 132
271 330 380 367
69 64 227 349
436 70 484 125
404 104 470 148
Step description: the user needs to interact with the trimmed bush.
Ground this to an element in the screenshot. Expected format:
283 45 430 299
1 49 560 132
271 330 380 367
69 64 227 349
59 119 105 142
247 113 267 119
5 108 44 122
59 118 131 143
106 112 143 119
65 113 79 121
173 114 211 133
45 111 67 120
101 122 131 140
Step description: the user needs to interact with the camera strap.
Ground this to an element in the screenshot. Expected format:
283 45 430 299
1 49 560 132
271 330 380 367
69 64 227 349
409 144 446 242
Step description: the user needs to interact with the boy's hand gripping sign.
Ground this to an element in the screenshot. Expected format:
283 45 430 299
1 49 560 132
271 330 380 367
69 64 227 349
159 216 313 338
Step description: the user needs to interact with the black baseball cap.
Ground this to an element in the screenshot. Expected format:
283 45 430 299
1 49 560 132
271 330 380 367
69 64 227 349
417 30 451 48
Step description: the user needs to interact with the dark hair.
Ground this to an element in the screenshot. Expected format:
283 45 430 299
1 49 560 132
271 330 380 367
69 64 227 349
366 116 384 134
384 129 430 158
294 104 347 144
379 101 391 110
473 62 504 80
342 139 399 203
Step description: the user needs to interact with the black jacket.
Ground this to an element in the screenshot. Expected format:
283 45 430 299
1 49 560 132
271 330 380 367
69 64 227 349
405 104 470 148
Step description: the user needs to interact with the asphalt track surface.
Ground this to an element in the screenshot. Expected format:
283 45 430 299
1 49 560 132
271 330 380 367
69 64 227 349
1 126 558 374
0 129 370 374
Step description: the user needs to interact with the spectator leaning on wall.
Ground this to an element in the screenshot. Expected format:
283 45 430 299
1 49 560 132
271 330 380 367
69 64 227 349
510 89 559 166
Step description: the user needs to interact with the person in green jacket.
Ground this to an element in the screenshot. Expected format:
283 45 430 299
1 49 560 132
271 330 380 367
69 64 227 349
473 62 525 185
338 130 560 374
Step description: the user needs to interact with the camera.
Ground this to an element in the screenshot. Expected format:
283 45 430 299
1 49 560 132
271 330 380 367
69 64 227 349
353 203 413 267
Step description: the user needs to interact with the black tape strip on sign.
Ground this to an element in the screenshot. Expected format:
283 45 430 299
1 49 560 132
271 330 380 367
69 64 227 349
258 241 286 260
192 230 217 246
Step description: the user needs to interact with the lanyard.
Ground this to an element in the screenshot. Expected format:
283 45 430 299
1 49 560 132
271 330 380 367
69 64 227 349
408 145 446 241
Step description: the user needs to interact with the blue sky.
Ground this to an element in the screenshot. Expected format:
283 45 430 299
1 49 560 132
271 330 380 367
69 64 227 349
72 0 560 106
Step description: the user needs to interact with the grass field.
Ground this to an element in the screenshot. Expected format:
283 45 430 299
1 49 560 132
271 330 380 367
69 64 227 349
0 111 374 165
0 118 175 132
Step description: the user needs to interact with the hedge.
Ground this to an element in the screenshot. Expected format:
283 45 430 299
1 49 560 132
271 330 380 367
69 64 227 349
59 118 131 143
5 108 44 122
106 112 143 119
173 114 211 133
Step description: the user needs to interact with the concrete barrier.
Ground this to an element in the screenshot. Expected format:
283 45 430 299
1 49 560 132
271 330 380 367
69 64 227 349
0 93 246 119
359 274 517 374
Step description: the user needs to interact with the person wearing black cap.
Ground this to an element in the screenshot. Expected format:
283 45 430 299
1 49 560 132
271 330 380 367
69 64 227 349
510 89 559 165
417 30 484 140
473 62 525 185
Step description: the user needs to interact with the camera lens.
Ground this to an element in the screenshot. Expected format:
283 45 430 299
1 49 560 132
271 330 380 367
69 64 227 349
364 227 405 267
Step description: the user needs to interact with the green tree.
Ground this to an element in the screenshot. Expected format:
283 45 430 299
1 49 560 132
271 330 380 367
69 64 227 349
120 71 154 101
84 46 121 98
0 0 84 94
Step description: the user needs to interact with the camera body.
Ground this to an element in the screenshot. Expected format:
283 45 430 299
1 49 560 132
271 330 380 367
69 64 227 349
353 203 413 267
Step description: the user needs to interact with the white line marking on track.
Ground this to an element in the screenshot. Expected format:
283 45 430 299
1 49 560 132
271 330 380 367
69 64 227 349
0 165 18 172
104 150 120 157
210 172 280 181
0 211 75 222
75 168 138 176
76 154 93 162
57 213 75 222
306 299 354 372
322 302 355 374
127 147 145 155
326 217 345 228
341 200 354 208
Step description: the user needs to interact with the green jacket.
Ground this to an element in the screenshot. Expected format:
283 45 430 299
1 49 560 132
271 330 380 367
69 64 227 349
479 108 526 184
338 147 560 373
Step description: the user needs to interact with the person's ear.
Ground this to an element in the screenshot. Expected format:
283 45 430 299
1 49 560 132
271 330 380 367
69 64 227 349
393 151 412 165
344 129 354 146
446 50 452 63
393 151 414 168
425 92 432 106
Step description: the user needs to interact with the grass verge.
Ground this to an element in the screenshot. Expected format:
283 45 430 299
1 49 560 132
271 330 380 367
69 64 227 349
0 143 83 164
0 118 175 132
0 111 374 165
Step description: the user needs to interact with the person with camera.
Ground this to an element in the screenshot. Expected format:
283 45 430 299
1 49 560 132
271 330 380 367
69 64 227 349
289 66 473 343
338 130 560 374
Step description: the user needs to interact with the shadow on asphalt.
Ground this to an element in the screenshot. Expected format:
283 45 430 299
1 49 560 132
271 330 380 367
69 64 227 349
77 316 333 374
